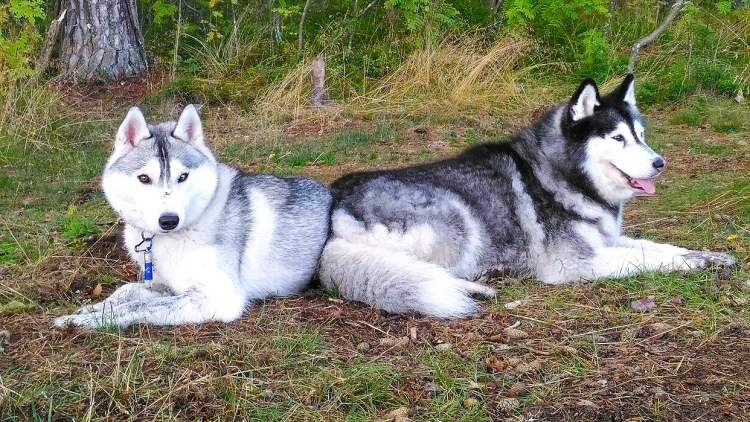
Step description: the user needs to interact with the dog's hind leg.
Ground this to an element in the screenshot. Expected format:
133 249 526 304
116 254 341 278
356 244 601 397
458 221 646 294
319 238 496 317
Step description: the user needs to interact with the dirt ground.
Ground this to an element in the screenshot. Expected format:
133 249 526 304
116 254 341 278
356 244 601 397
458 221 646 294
1 75 749 421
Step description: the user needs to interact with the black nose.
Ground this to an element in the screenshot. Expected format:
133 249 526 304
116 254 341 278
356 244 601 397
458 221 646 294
652 157 666 171
158 213 180 231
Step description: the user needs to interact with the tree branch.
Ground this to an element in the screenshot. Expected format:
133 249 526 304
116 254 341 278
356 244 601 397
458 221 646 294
628 0 687 73
298 0 313 51
33 8 67 82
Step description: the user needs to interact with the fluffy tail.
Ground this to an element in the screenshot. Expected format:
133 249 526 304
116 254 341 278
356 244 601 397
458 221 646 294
319 238 493 317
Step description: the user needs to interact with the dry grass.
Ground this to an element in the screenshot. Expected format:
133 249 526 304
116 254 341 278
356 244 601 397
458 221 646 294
2 101 749 420
1 36 749 419
256 37 555 124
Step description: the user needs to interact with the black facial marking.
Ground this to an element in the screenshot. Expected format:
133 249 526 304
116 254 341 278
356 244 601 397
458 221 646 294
153 132 171 185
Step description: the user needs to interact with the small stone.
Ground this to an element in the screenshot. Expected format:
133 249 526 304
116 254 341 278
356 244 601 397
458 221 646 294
356 342 371 352
503 328 529 339
504 300 523 309
435 343 452 351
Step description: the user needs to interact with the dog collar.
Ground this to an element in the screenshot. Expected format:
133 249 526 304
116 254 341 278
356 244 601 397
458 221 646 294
134 233 153 288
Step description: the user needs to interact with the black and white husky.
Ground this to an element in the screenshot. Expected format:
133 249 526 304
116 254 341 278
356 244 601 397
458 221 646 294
54 105 332 328
319 75 736 317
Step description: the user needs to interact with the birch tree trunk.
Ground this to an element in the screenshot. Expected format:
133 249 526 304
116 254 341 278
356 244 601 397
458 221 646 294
60 0 147 82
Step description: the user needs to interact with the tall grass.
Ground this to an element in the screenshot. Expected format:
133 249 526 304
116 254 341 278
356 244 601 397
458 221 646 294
256 36 542 123
0 81 69 150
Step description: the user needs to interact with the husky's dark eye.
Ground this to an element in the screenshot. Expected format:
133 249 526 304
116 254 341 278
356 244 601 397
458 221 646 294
177 173 189 183
137 174 151 184
613 134 626 143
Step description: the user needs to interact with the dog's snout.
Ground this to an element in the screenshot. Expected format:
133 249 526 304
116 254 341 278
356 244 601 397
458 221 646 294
652 157 666 172
158 213 180 231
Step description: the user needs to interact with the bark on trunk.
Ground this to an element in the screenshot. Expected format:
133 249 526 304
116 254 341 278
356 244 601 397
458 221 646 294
311 55 328 107
60 0 147 82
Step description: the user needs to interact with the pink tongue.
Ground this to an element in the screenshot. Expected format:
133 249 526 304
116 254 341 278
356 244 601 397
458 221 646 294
633 178 656 195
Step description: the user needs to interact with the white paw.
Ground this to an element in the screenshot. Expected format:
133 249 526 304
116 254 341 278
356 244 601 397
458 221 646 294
683 251 738 269
673 255 708 272
461 280 497 298
53 311 117 329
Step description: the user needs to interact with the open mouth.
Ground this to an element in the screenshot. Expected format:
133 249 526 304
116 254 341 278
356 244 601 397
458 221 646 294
614 167 656 195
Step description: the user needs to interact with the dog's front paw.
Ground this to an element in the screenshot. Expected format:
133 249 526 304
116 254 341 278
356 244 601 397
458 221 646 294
53 311 117 329
671 254 708 272
683 251 738 269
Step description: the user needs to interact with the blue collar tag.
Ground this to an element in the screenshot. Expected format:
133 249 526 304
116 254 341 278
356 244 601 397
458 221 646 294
134 234 153 288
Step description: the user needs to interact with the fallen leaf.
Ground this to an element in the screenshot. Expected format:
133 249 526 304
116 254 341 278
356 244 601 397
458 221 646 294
487 333 503 342
485 356 505 372
631 297 657 312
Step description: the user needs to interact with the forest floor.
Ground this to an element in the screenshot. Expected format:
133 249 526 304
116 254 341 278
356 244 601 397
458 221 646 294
1 75 749 421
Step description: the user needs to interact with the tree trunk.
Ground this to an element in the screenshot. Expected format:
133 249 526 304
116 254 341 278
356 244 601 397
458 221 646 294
60 0 147 82
311 55 327 107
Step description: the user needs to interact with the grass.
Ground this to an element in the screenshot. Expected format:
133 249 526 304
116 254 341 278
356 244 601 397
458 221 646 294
1 50 749 420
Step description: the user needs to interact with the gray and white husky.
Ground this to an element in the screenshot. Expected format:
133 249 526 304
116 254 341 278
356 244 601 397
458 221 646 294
54 105 332 328
319 75 736 318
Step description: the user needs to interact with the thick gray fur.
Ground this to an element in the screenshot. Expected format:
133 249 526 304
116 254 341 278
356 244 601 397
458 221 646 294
318 75 736 318
54 105 332 328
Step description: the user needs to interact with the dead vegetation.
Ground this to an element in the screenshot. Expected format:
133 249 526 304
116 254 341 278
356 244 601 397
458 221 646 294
1 50 749 419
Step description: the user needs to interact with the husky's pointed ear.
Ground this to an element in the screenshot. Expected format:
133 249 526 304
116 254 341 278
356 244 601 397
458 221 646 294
173 104 205 146
619 74 636 106
115 107 150 150
569 79 601 121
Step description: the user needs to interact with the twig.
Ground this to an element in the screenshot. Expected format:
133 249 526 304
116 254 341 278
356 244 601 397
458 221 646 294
628 0 688 73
